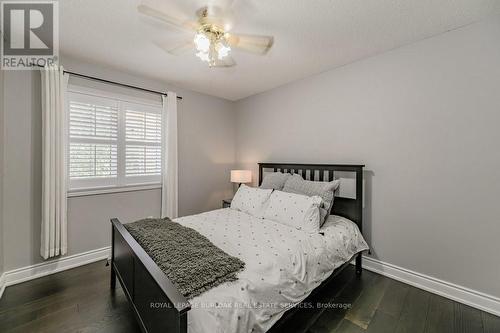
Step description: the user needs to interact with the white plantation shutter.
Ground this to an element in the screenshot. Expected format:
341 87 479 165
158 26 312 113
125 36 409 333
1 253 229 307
69 100 118 140
67 92 162 190
125 110 162 143
125 145 162 176
124 103 162 183
69 143 117 178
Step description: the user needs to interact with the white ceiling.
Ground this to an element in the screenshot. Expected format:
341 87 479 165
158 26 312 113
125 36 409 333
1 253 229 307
60 0 500 101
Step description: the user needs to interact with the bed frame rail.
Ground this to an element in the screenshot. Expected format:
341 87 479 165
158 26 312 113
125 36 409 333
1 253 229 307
110 218 190 333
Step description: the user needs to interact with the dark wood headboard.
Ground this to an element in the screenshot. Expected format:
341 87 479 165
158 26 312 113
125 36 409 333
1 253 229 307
258 163 364 233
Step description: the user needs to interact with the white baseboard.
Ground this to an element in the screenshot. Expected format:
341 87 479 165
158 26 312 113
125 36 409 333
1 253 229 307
0 273 6 298
2 246 111 292
361 256 500 317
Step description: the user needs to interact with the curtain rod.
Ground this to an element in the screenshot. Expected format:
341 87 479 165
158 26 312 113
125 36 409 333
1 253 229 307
64 70 183 100
36 65 182 100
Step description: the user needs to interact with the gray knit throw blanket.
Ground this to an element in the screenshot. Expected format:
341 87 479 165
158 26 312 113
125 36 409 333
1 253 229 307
124 218 245 299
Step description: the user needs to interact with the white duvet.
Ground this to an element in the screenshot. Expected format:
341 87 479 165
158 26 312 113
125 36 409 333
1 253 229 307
175 208 368 333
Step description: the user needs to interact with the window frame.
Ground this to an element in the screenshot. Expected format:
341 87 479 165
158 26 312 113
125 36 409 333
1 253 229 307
67 85 163 196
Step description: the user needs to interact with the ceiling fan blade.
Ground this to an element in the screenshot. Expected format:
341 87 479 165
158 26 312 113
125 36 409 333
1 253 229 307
210 56 236 68
154 40 194 56
138 4 198 32
226 34 274 55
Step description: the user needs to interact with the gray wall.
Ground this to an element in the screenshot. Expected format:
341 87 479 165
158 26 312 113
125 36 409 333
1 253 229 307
235 18 500 298
2 57 236 271
0 67 4 276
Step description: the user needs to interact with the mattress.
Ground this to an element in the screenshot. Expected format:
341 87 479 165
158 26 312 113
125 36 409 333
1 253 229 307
175 208 369 333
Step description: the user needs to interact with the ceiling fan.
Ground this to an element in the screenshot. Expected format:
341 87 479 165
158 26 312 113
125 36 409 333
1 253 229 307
138 2 274 68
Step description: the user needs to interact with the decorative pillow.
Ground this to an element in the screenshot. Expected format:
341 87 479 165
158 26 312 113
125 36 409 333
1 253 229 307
260 172 291 190
282 174 340 225
262 190 322 233
230 184 273 218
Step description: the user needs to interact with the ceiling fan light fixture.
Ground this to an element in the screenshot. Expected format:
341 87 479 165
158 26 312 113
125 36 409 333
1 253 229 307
138 3 274 68
196 50 210 62
194 32 210 52
217 42 231 60
193 25 232 64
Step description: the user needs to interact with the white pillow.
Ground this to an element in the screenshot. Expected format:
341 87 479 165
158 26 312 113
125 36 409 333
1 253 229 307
230 184 273 217
262 190 322 233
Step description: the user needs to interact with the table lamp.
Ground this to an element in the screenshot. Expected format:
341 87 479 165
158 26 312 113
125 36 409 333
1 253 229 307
230 170 252 187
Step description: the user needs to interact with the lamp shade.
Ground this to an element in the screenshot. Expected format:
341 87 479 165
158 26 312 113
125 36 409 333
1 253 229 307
231 170 252 184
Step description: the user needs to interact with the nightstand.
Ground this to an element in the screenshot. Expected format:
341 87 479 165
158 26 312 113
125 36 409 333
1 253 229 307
222 198 232 208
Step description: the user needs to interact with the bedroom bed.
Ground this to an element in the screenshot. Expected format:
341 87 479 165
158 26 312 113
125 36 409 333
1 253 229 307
110 163 367 333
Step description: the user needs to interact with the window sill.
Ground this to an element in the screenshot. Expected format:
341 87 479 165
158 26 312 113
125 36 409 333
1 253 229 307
68 183 161 198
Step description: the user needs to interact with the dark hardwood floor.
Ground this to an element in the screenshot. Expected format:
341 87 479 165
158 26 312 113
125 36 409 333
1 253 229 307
0 260 499 333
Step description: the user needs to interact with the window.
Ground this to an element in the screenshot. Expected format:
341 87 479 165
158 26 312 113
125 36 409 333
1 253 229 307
124 104 162 178
68 91 162 192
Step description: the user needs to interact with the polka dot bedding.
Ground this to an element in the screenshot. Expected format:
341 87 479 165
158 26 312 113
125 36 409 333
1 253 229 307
230 184 273 218
175 208 369 333
262 190 323 233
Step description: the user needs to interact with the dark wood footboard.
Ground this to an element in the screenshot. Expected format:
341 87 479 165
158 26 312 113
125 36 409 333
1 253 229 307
110 218 190 333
